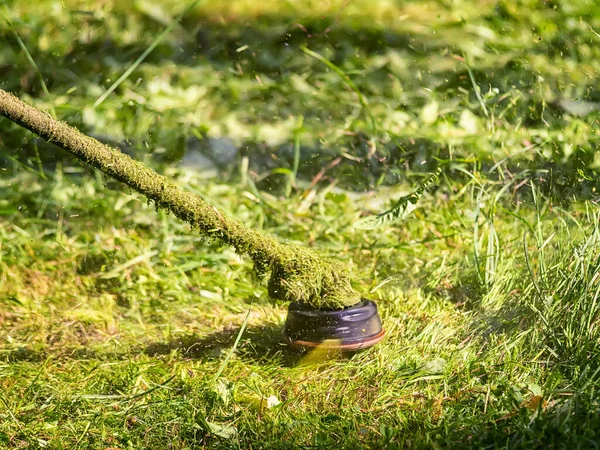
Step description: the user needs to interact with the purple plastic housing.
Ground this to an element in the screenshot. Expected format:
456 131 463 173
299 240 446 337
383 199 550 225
283 299 385 350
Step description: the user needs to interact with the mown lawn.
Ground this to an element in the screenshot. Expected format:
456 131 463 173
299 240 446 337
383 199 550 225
2 0 600 448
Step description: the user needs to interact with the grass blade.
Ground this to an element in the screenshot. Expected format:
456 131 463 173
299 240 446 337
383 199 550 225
93 0 202 108
6 18 56 119
301 46 376 131
464 56 489 118
285 115 304 197
213 307 252 382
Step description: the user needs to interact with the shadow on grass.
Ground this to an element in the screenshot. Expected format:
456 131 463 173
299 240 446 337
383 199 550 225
429 268 487 311
2 346 45 363
375 396 600 448
2 14 422 90
144 321 308 367
3 322 306 366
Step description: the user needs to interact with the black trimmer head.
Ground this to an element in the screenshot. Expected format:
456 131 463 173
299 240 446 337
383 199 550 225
283 299 385 350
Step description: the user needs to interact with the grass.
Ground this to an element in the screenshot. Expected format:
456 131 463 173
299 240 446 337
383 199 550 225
2 0 600 447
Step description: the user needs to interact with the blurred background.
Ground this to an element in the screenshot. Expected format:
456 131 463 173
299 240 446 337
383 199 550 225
3 0 599 194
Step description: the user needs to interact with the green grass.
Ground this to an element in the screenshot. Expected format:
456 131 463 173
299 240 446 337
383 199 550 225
2 0 600 448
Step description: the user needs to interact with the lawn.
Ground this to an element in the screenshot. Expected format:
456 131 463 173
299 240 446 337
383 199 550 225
2 0 600 448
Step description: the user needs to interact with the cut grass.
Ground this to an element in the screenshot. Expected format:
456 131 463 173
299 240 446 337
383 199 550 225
2 166 600 448
2 0 600 448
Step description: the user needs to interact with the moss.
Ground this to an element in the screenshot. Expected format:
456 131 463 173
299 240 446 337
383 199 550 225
0 89 361 309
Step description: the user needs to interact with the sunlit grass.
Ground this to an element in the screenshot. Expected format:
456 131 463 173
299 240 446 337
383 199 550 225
2 164 600 447
2 0 600 447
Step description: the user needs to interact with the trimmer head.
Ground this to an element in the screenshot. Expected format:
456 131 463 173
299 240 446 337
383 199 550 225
283 299 385 350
